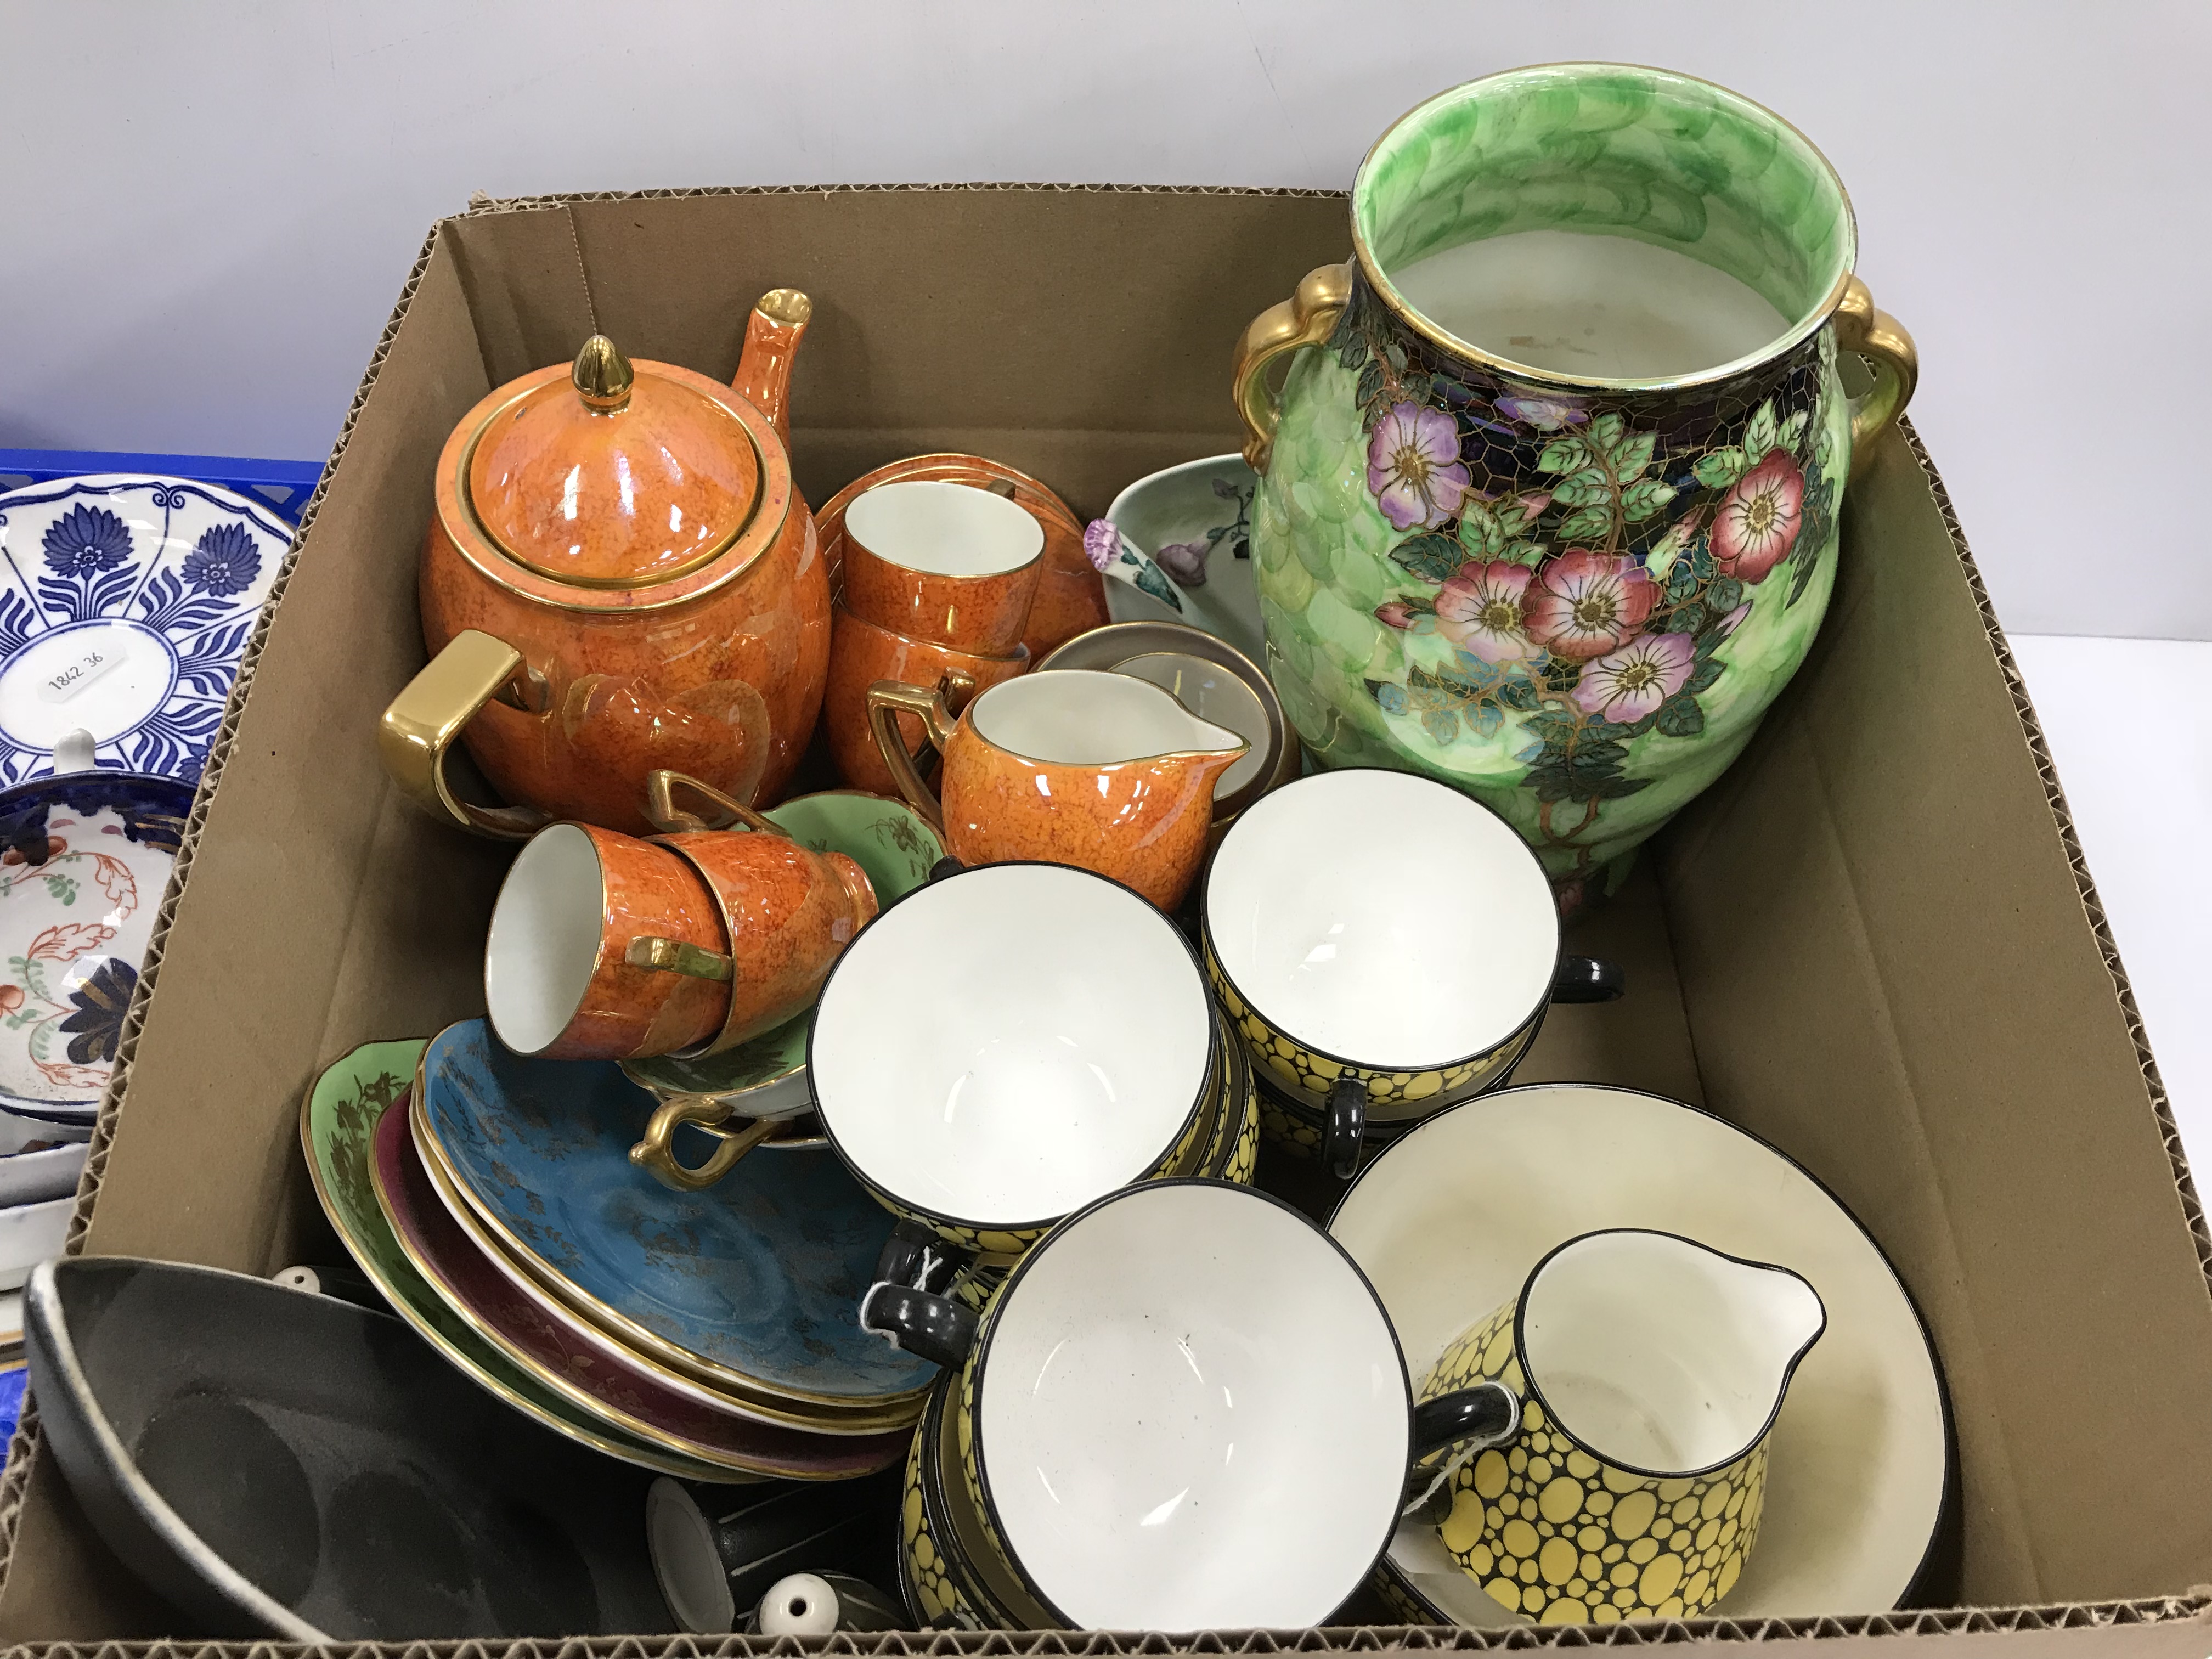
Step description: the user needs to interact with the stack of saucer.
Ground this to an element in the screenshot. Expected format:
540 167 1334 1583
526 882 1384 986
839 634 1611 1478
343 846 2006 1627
305 1021 939 1481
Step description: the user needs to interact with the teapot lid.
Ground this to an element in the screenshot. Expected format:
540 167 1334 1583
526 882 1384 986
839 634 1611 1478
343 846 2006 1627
464 336 766 588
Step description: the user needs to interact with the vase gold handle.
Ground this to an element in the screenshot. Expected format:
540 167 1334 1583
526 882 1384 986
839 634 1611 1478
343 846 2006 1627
378 629 554 839
1833 275 1917 478
629 1093 779 1192
1232 262 1354 472
643 769 784 837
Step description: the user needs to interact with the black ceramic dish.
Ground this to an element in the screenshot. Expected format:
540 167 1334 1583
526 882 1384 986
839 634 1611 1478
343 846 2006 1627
26 1256 675 1640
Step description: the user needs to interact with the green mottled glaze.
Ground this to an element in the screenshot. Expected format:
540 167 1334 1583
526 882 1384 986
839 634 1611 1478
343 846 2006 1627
1257 65 1864 905
1355 66 1852 345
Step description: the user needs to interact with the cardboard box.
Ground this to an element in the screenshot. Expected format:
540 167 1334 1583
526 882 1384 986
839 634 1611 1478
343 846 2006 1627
1 187 2208 1656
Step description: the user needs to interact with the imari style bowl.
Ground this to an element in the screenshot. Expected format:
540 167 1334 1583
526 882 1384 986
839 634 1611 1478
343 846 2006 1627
1233 65 1916 905
809 861 1216 1257
0 473 289 788
1329 1083 1950 1623
1203 768 1615 1172
0 764 190 1124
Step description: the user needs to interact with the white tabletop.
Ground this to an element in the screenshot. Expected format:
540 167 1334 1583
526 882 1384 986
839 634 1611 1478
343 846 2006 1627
2010 635 2212 1177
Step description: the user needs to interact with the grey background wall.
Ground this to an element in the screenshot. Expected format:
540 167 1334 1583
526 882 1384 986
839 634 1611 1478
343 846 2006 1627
1 1 2201 637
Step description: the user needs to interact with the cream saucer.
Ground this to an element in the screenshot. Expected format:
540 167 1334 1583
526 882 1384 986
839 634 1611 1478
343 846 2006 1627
1329 1083 1949 1622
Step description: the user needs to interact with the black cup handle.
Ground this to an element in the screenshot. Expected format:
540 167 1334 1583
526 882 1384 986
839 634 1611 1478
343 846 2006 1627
1550 955 1624 1004
859 1280 979 1370
928 855 966 883
1410 1380 1521 1463
1324 1075 1365 1180
873 1218 967 1294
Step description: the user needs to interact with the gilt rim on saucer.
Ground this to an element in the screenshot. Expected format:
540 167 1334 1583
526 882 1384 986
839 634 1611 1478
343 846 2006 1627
392 1087 909 1477
411 1024 936 1426
295 1042 738 1483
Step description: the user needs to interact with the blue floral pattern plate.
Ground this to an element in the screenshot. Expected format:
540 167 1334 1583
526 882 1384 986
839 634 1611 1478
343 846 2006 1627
0 475 290 787
415 1020 936 1410
0 770 189 1122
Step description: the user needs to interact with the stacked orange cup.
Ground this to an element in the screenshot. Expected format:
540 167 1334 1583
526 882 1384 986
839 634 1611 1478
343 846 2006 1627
822 480 1041 793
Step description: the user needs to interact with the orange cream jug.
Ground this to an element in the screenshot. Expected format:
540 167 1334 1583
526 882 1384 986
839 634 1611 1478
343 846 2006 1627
867 669 1246 910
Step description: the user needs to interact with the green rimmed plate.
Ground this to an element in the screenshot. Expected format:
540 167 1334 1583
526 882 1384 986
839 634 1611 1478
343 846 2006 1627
623 792 944 1113
299 1038 737 1482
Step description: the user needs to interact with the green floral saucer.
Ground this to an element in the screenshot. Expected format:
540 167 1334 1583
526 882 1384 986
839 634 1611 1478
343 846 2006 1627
298 1037 731 1481
623 792 943 1112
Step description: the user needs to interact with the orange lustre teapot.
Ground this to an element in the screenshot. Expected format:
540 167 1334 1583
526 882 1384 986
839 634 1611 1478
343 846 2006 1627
380 291 832 838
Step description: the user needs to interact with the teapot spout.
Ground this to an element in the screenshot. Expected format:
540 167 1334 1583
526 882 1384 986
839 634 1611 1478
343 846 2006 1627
731 289 812 454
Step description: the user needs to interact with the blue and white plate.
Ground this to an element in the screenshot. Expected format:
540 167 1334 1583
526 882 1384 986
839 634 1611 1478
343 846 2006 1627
0 475 290 788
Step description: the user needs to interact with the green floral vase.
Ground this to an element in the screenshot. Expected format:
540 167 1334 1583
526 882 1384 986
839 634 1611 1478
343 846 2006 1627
1233 64 1916 906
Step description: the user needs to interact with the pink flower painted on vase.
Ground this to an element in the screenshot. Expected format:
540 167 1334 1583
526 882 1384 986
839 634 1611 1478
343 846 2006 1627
1522 550 1656 662
1572 633 1696 724
1375 601 1418 630
1494 394 1589 431
1711 452 1805 584
1366 402 1470 531
1434 560 1534 662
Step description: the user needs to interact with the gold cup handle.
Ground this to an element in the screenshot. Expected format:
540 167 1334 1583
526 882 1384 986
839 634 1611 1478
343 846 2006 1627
623 934 736 981
1833 275 1918 478
628 1093 779 1192
377 629 554 839
865 672 977 833
643 769 786 837
1231 262 1354 472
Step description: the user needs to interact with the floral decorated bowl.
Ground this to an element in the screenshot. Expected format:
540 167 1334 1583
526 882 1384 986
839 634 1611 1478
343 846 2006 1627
0 474 289 788
0 759 191 1124
1088 456 1265 667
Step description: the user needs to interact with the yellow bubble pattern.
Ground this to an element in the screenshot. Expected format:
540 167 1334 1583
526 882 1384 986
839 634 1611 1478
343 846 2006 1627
899 1418 978 1627
1205 939 1528 1109
1419 1300 1770 1623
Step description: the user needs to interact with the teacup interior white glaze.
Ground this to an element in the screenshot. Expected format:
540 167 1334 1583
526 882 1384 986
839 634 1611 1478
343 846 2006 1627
809 864 1211 1225
484 823 603 1055
981 1181 1408 1630
845 479 1043 576
1206 770 1556 1069
1523 1229 1824 1474
969 670 1243 767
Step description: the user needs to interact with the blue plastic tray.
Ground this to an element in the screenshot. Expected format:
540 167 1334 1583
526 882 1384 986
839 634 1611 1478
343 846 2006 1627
0 449 323 524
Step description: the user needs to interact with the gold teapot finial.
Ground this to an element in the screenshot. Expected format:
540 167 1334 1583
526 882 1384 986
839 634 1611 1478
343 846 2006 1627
573 335 634 413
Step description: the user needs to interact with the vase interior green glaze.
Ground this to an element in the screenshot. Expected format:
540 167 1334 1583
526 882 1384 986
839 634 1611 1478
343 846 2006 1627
1251 64 1906 906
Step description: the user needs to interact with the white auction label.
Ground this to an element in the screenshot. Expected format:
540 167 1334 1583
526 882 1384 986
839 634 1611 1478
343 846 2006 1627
0 620 176 751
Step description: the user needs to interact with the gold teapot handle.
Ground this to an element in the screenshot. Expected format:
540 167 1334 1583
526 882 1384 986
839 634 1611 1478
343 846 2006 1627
1232 262 1354 472
865 674 973 833
378 629 554 839
643 769 785 837
1832 275 1918 478
629 1093 780 1192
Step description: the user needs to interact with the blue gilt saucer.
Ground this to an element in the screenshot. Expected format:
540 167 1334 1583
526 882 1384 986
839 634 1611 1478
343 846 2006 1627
0 474 290 787
415 1019 935 1413
0 766 191 1123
